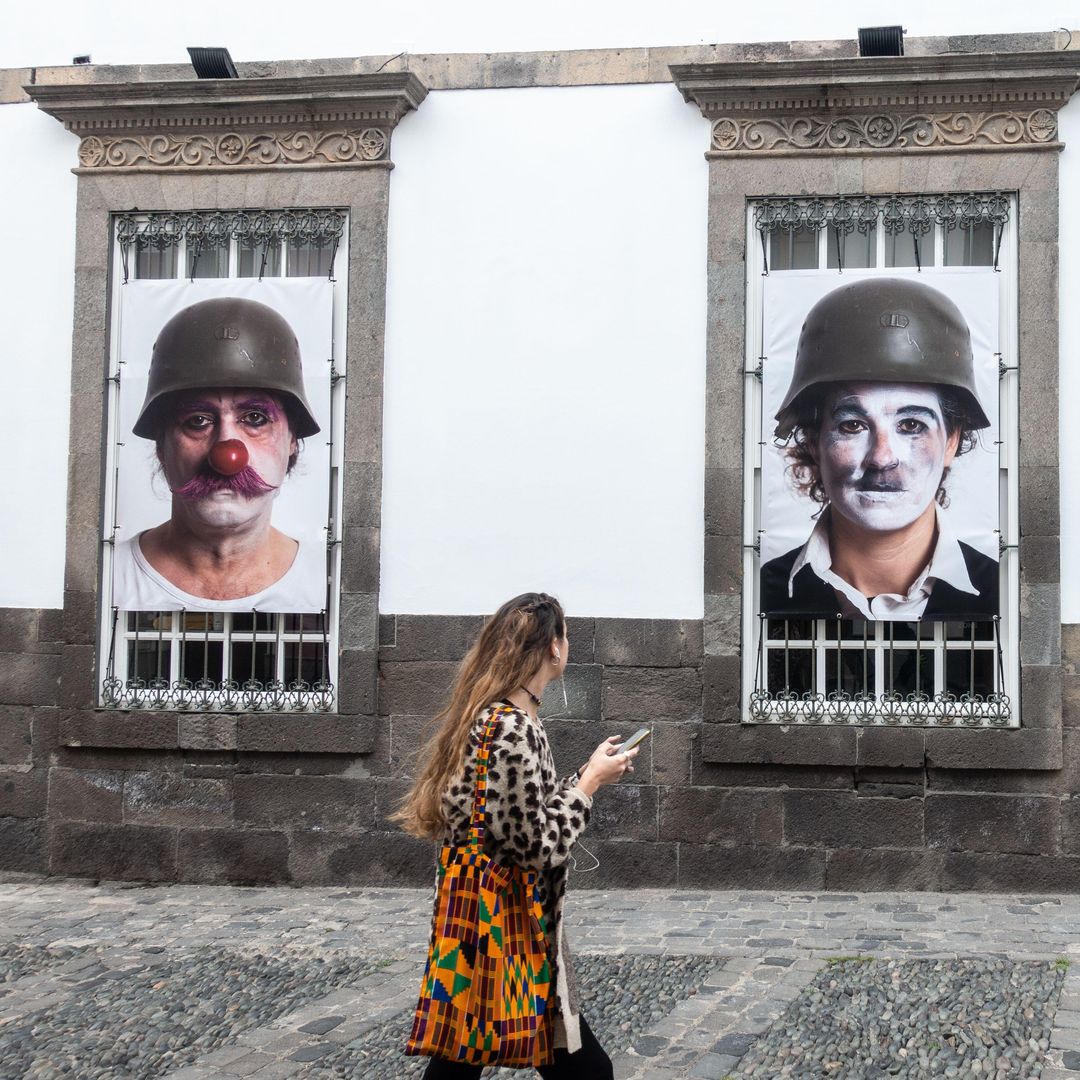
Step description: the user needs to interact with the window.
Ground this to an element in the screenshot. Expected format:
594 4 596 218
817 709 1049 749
743 193 1017 727
101 209 348 712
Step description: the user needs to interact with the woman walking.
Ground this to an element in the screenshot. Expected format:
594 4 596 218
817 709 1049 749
395 592 637 1079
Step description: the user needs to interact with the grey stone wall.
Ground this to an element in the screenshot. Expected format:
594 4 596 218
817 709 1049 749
5 612 1080 889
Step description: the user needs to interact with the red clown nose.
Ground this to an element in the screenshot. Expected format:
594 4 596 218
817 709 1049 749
208 439 249 476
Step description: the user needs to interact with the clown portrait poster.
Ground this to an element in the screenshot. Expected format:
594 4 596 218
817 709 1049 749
110 278 333 614
758 268 1000 623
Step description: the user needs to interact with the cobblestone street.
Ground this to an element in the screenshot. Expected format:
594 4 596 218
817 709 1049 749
5 878 1080 1079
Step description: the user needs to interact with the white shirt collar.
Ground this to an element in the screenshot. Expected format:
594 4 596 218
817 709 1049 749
786 506 978 620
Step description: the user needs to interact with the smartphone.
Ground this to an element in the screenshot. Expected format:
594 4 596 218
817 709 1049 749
617 728 651 754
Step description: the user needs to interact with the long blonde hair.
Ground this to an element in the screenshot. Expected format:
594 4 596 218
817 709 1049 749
392 592 566 839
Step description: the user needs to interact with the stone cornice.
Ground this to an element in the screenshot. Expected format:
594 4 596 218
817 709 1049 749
671 51 1080 155
26 72 427 170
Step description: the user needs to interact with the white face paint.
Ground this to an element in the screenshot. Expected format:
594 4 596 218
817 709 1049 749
815 382 959 534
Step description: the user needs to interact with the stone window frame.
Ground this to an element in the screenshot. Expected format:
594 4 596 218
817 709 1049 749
672 50 1079 773
739 192 1020 728
26 72 427 753
97 208 351 713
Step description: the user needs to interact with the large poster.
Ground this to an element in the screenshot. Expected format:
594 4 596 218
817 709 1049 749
759 270 999 622
111 279 333 613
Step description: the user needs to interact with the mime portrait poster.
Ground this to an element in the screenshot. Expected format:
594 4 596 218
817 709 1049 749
758 269 1000 623
110 278 333 614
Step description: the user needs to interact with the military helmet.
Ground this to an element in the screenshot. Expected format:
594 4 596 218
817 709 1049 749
774 277 990 438
132 297 320 439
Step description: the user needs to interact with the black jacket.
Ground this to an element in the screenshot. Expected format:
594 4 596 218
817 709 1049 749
760 539 999 620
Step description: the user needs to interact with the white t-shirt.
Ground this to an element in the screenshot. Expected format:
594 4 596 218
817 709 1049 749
112 530 327 613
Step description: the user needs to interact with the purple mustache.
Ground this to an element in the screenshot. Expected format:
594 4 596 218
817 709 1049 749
172 466 277 501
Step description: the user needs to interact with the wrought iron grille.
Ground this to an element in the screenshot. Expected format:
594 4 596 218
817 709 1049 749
749 615 1011 727
753 192 1011 272
101 610 335 712
116 209 346 282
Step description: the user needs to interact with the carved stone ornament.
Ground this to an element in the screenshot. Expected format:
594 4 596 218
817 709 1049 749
671 52 1079 156
77 128 390 169
710 109 1059 153
27 72 426 171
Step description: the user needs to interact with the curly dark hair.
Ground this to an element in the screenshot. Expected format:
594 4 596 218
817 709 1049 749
777 384 981 509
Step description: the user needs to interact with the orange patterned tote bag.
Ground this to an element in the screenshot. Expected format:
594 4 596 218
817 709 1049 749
405 705 554 1068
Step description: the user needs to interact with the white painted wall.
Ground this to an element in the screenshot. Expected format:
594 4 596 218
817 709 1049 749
380 85 708 617
1059 94 1080 623
0 104 77 608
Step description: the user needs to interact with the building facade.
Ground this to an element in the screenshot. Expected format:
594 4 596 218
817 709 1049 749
2 29 1080 890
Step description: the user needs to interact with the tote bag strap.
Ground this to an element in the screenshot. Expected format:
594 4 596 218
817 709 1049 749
467 704 510 852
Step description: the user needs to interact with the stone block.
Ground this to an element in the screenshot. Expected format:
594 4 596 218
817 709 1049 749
576 841 678 889
178 828 290 885
542 719 653 783
59 711 179 750
1020 583 1061 668
0 708 33 766
0 770 46 818
565 618 596 665
61 591 98 646
343 461 381 528
679 843 826 890
290 829 432 886
704 535 742 596
388 714 438 778
340 530 381 596
50 821 176 881
826 848 944 891
342 392 383 465
0 609 40 653
1021 538 1060 585
1061 799 1080 855
856 728 925 768
1021 666 1062 730
58 645 96 710
702 654 741 723
378 615 485 662
603 667 700 724
925 729 1062 771
594 619 703 668
651 721 695 785
338 649 378 716
783 791 923 849
694 756 853 789
47 767 123 822
0 817 46 873
377 661 457 717
236 714 376 755
586 782 659 841
1019 466 1059 535
702 724 857 766
705 468 743 536
338 592 378 651
925 793 1059 855
124 772 232 828
234 775 375 829
659 787 782 845
703 595 741 657
179 714 237 751
941 852 1080 893
0 652 60 706
541 664 602 721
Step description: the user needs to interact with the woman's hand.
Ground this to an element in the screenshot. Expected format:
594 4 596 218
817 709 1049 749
577 736 639 797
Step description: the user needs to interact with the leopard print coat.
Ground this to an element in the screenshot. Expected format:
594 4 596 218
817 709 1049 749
440 701 593 1054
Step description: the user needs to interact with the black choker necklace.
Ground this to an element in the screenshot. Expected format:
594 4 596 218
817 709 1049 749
520 686 542 708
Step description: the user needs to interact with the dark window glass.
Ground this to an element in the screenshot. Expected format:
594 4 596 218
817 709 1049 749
134 245 178 280
943 222 995 267
826 227 877 269
286 239 335 277
237 239 283 278
186 243 230 279
769 227 819 271
884 230 936 268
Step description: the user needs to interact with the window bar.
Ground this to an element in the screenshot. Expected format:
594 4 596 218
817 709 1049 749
913 231 922 272
756 613 766 690
889 621 895 692
835 225 844 273
189 236 202 282
783 618 790 692
993 222 1004 272
835 614 842 694
915 620 922 697
258 238 270 282
969 621 977 699
862 621 870 698
175 609 192 710
760 229 769 276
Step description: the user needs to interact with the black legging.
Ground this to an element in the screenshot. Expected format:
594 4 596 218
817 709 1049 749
420 1015 613 1080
